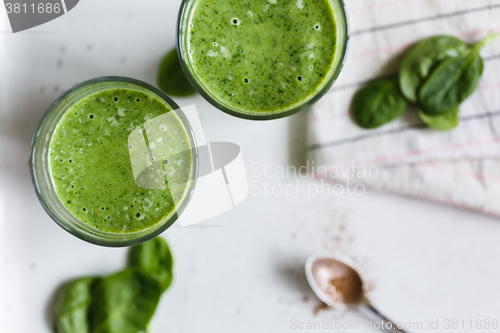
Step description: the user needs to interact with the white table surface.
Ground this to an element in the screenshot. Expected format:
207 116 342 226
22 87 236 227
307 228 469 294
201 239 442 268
1 1 500 332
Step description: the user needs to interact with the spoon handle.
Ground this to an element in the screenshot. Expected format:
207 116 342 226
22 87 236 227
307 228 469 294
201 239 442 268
364 303 407 333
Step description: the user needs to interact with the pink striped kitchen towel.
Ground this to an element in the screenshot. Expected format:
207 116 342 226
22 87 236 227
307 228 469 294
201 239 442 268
307 0 500 216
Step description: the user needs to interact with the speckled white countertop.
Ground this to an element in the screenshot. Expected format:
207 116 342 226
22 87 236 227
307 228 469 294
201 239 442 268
1 0 500 332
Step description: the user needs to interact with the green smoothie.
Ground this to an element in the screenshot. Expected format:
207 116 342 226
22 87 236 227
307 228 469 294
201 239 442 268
187 0 337 113
49 88 192 234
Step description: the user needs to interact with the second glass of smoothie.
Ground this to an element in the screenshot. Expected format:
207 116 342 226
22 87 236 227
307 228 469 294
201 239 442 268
177 0 349 120
30 77 197 246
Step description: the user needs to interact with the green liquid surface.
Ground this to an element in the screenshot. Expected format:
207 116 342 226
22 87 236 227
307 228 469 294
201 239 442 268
188 0 337 113
49 88 192 234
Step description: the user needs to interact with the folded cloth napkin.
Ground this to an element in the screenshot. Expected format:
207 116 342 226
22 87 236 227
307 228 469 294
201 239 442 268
307 0 500 217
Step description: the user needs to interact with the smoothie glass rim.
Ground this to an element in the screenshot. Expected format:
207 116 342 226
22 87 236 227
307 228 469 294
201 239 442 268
30 76 198 247
176 0 350 120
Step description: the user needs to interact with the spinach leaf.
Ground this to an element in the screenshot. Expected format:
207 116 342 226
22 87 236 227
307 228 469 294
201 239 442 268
418 107 459 131
399 36 468 102
54 277 101 333
88 269 161 333
128 237 173 293
157 48 196 97
418 33 499 115
353 78 408 129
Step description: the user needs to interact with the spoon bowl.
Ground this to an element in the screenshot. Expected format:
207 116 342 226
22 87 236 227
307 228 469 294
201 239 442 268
305 254 367 308
305 254 407 333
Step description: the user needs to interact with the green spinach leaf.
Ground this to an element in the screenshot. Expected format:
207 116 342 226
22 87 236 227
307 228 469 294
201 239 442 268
353 78 408 129
54 277 101 333
128 237 173 293
418 33 499 115
418 107 459 131
399 36 468 103
157 48 196 97
88 269 161 333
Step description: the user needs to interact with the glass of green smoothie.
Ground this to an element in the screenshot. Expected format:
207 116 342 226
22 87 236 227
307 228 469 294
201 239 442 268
177 0 349 120
30 77 198 247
